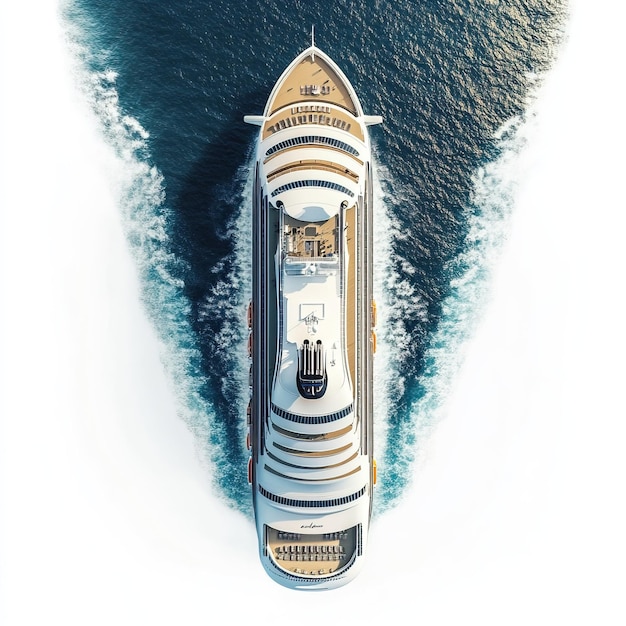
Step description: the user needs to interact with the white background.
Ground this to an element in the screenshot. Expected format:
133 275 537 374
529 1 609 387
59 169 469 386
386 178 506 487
1 1 625 624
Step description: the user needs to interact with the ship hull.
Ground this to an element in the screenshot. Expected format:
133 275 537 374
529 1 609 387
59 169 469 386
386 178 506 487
245 43 381 590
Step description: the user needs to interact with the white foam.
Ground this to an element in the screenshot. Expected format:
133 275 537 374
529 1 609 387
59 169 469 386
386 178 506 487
0 3 250 623
371 155 434 501
197 158 253 455
371 159 407 469
407 114 528 444
374 0 626 622
61 9 250 483
2 0 624 622
370 111 531 509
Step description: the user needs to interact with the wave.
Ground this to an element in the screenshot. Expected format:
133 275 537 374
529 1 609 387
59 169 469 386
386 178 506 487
378 113 533 508
63 9 254 514
370 154 427 510
62 1 543 518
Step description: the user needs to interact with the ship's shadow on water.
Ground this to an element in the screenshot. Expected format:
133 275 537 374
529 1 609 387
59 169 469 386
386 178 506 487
172 117 252 296
168 97 264 509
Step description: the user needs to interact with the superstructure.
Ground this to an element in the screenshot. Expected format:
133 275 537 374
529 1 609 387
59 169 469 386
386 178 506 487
244 34 382 590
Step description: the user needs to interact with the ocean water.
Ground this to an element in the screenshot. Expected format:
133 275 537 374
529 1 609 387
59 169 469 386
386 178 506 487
61 0 566 515
6 0 626 620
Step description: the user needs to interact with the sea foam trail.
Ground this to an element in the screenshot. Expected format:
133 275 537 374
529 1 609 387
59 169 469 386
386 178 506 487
62 13 253 511
1 3 253 624
195 156 254 512
371 156 424 509
377 112 534 508
4 0 624 622
412 117 526 414
371 3 626 618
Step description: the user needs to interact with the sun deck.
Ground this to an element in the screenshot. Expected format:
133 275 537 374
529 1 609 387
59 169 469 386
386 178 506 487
266 526 358 578
283 214 338 258
262 52 364 142
268 54 357 116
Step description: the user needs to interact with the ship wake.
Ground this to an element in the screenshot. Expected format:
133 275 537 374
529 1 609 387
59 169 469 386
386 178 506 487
64 11 253 514
374 114 535 511
64 5 537 517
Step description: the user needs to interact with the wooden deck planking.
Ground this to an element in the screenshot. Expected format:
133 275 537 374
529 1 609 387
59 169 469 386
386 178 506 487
262 54 364 142
269 56 356 115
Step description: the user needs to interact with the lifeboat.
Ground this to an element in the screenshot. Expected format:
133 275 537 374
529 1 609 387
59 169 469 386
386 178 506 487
371 299 377 327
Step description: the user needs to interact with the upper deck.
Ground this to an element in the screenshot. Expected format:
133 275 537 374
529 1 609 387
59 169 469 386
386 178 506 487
272 203 354 417
273 203 358 415
261 46 365 143
246 40 379 590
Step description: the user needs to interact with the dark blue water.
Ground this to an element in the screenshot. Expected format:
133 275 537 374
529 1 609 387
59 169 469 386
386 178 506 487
63 0 566 515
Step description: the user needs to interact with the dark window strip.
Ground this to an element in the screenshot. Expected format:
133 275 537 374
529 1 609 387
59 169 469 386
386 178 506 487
266 135 359 157
271 402 353 424
271 421 353 441
270 179 354 198
258 485 366 509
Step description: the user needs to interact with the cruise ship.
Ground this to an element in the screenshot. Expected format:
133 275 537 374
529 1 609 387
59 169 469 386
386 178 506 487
244 34 382 590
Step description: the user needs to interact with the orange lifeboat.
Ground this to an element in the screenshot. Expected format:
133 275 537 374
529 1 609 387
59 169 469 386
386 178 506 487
246 432 251 450
371 330 377 354
371 299 377 327
247 458 253 484
373 459 377 485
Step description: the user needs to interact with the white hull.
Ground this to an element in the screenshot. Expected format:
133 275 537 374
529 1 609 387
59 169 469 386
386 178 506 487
245 42 381 590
